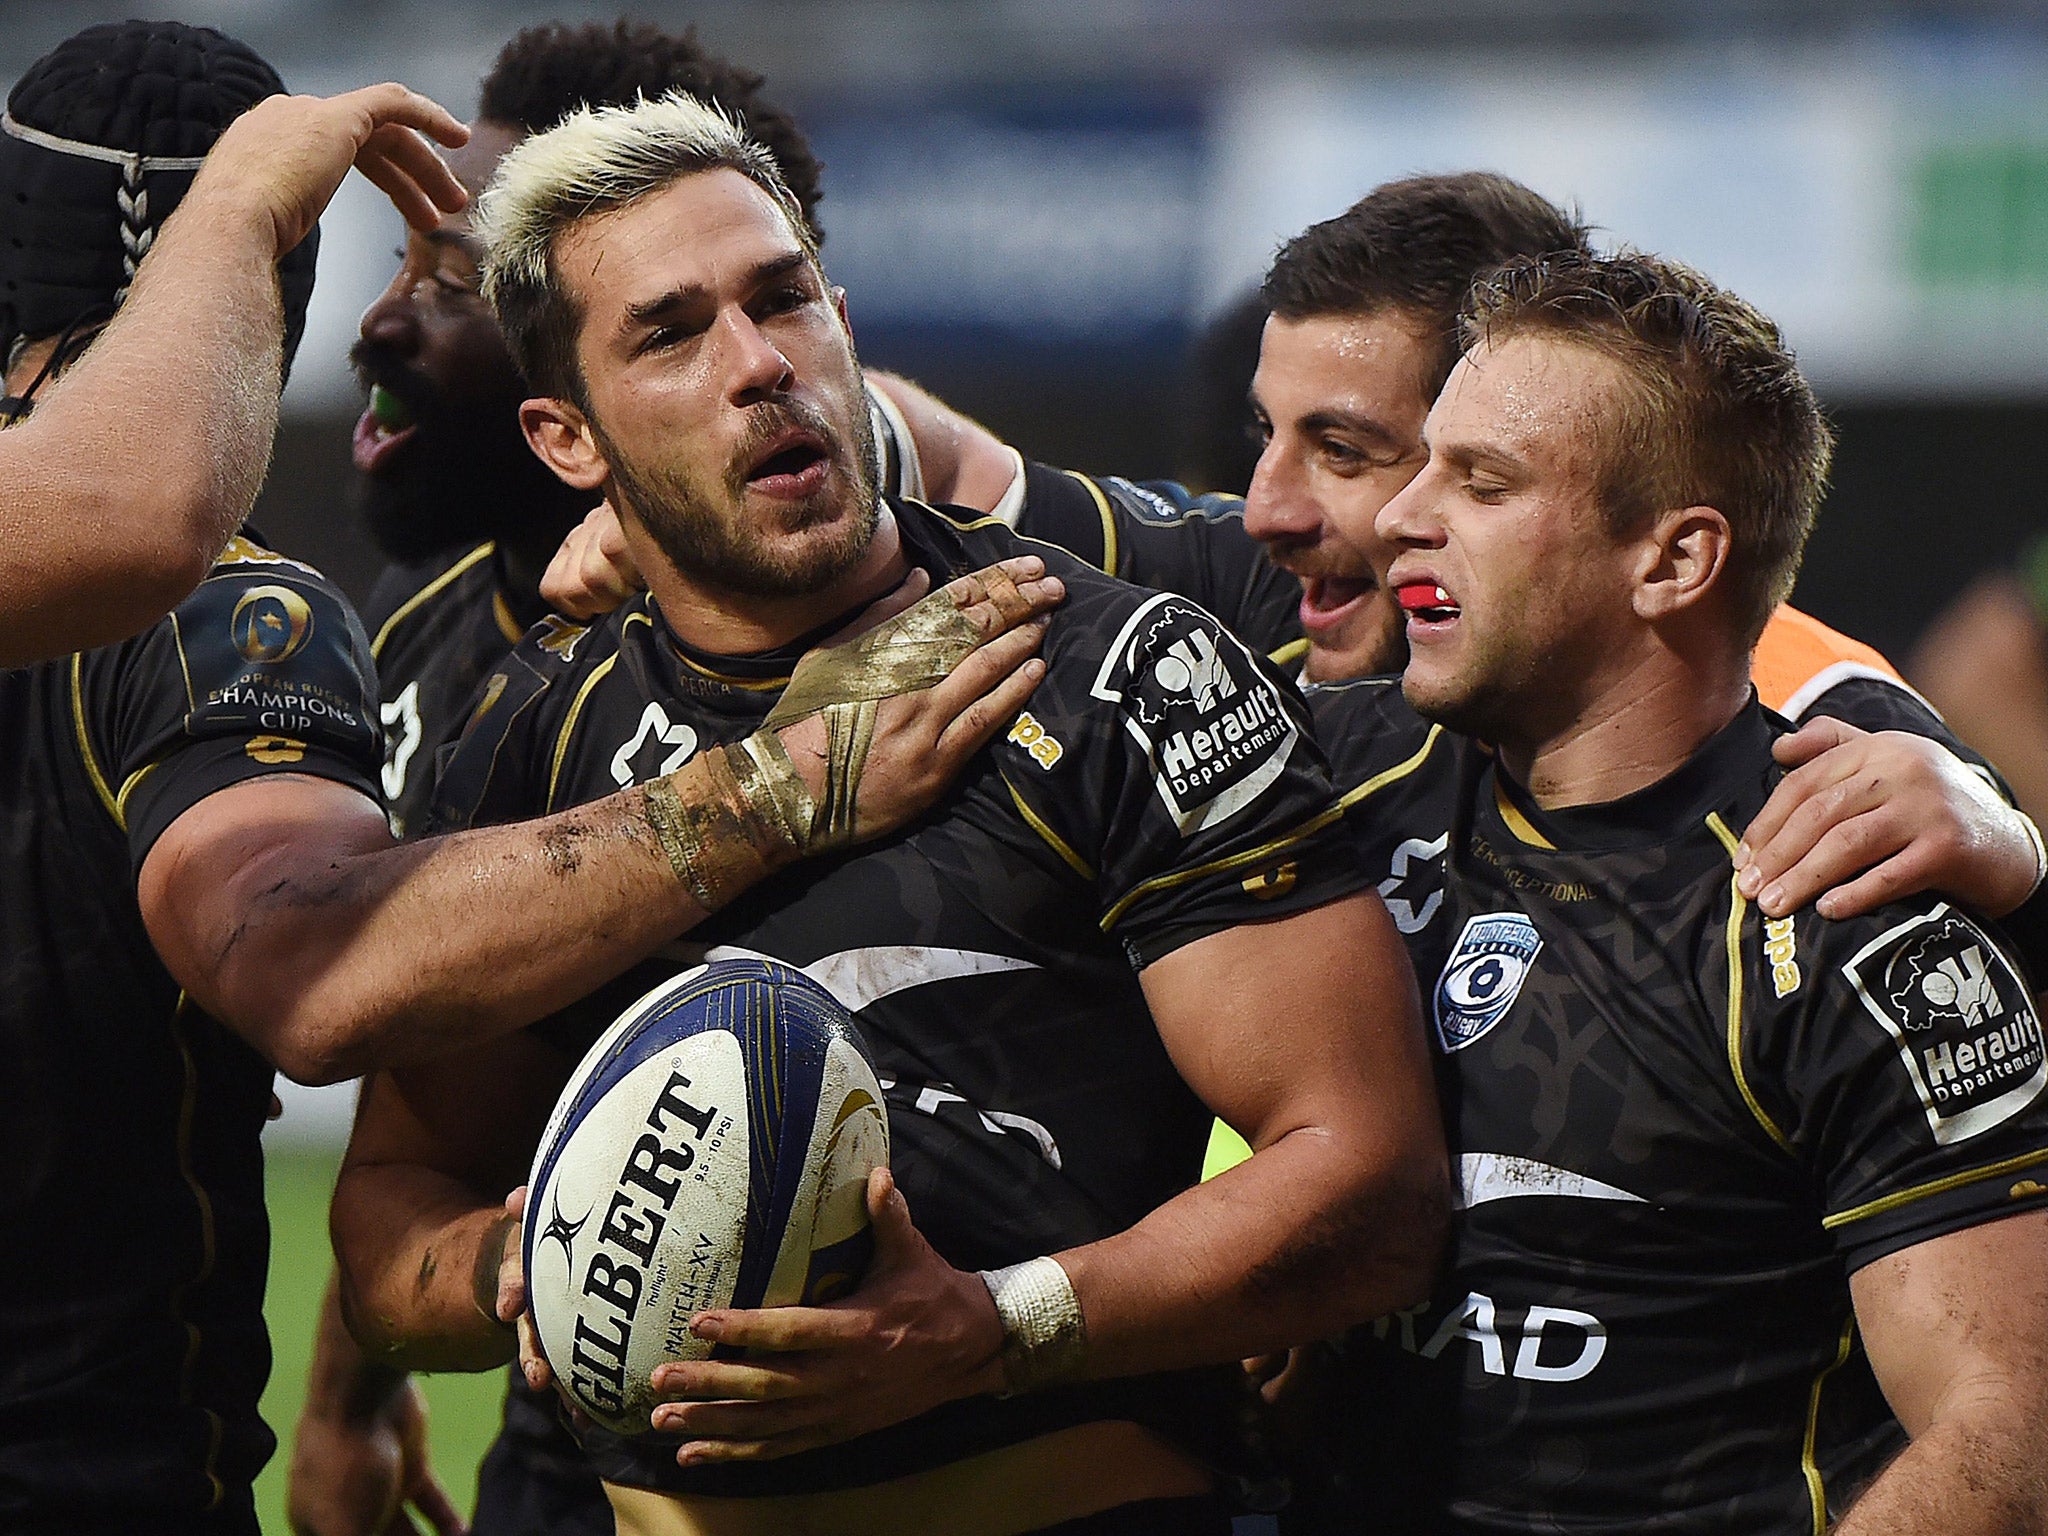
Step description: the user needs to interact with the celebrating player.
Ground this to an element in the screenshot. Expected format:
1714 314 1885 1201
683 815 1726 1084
0 32 466 665
328 92 1447 1536
0 26 1066 1535
1295 249 2048 1533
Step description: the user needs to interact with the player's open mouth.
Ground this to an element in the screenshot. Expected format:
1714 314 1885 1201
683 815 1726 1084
1298 574 1376 636
1396 581 1460 630
352 383 418 476
743 429 831 499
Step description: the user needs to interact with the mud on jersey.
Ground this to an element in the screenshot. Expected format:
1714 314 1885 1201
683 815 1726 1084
0 537 380 1533
430 497 1362 1499
1293 696 2048 1534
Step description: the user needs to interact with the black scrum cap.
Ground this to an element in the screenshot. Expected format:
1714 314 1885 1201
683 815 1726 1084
0 20 319 375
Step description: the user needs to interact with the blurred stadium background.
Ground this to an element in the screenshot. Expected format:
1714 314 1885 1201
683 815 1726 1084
14 0 2048 1525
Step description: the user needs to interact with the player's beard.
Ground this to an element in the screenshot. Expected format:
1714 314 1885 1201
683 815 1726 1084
350 344 585 564
596 395 880 601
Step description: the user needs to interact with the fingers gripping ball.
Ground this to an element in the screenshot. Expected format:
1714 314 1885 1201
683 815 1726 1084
522 958 890 1437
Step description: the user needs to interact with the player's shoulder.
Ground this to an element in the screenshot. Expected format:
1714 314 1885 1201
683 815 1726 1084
1752 604 1908 722
362 541 501 659
153 534 368 667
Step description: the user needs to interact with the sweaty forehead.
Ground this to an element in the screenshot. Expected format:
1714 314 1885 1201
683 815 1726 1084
553 168 805 314
1258 309 1438 419
1432 333 1623 470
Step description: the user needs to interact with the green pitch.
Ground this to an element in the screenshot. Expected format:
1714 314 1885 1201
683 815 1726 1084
257 1147 509 1533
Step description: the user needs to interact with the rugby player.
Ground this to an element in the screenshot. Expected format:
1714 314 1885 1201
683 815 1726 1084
0 54 463 665
0 27 1062 1535
328 93 1447 1536
1295 250 2048 1532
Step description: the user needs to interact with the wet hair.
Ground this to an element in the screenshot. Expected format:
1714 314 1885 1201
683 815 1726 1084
478 19 823 238
0 20 316 374
1262 172 1591 394
477 91 813 408
1463 249 1833 644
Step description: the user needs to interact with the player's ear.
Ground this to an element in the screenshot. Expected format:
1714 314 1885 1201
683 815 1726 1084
520 396 608 493
831 286 853 337
1632 504 1731 622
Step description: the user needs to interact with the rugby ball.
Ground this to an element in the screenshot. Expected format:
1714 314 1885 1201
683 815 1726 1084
522 957 890 1437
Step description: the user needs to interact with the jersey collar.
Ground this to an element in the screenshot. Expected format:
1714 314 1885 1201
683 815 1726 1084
1486 696 1777 852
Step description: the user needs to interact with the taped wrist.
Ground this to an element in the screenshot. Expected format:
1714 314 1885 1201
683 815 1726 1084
979 1255 1088 1395
746 578 997 849
642 747 808 912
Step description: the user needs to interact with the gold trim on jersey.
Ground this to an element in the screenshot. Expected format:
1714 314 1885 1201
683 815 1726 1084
118 764 159 819
1801 1315 1856 1534
1820 1145 2048 1231
166 992 227 1509
491 589 523 646
1706 812 1796 1155
370 541 496 661
1100 803 1335 932
1002 773 1094 880
1334 723 1447 816
1062 470 1121 575
1493 782 1557 850
1268 636 1310 670
69 653 122 825
673 651 791 691
547 652 622 812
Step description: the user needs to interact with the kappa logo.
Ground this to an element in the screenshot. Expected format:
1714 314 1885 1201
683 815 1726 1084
1379 834 1448 934
611 702 700 786
1435 913 1543 1052
1846 904 2047 1146
1091 593 1300 835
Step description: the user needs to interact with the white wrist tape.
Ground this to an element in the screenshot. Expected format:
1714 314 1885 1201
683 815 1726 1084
978 1255 1088 1395
2022 811 2048 901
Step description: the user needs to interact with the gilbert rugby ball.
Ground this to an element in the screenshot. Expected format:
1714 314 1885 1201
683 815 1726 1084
523 957 890 1437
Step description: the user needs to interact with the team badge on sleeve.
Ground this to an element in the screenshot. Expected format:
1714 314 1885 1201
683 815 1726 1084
1436 913 1543 1052
1845 904 2046 1146
1091 593 1299 834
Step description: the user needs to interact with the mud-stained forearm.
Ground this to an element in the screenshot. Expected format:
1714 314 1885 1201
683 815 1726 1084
1056 1120 1448 1382
173 760 790 1083
333 1160 518 1373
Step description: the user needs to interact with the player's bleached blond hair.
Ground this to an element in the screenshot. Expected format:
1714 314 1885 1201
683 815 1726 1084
476 90 816 405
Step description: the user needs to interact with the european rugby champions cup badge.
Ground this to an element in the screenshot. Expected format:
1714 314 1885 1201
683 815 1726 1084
1846 904 2047 1146
1435 913 1544 1052
1090 593 1300 835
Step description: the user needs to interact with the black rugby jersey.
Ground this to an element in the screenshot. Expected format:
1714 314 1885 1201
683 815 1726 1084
0 537 381 1534
1291 693 2048 1534
364 541 535 839
431 498 1362 1503
364 384 936 841
1015 460 1301 658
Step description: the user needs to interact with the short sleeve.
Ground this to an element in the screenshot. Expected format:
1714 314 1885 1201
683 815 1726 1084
1014 463 1303 655
1750 900 2048 1273
1001 585 1365 968
79 548 384 869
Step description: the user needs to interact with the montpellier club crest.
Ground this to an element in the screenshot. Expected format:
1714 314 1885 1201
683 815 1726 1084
1435 913 1544 1052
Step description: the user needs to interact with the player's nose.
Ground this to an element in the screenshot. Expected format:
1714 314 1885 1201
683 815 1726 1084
1375 467 1442 549
357 273 422 357
720 310 796 405
1244 440 1323 545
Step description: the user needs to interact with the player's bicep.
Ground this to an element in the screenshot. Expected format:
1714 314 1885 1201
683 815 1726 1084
1851 1209 2048 1436
138 775 392 1053
1140 891 1434 1155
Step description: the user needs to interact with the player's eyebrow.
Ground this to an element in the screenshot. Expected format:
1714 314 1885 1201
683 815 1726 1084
616 251 811 340
1298 407 1409 450
421 228 484 263
1441 436 1529 480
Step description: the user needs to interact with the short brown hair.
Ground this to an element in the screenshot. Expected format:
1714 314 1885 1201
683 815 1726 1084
1262 172 1591 394
1461 250 1833 645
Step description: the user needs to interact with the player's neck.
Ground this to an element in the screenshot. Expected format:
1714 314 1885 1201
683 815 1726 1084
642 502 907 658
1499 647 1751 811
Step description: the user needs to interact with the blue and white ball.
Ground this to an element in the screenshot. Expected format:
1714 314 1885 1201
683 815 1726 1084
522 957 890 1437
